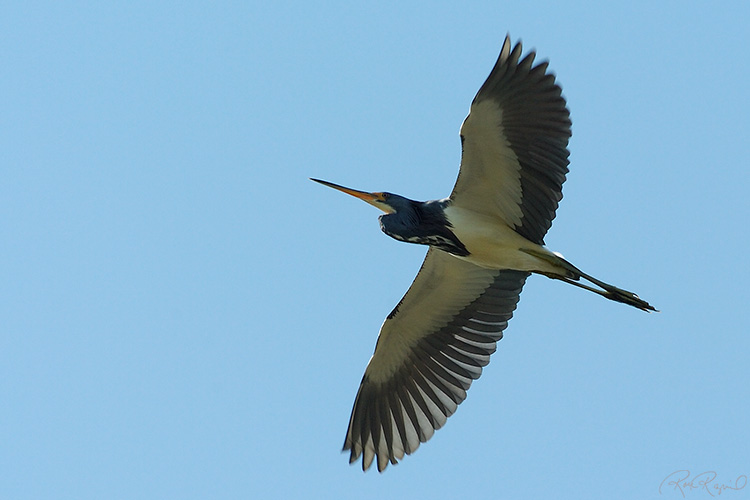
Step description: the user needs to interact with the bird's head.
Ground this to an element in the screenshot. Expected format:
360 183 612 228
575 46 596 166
310 178 412 215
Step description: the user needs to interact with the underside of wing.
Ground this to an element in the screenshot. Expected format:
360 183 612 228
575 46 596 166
343 249 529 471
451 35 572 245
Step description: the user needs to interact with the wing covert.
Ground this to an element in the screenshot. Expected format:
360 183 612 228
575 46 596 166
343 249 528 471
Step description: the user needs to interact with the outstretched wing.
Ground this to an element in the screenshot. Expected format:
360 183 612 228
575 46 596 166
451 35 571 245
343 249 529 471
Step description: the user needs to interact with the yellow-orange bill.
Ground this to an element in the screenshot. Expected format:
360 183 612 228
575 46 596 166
309 178 379 202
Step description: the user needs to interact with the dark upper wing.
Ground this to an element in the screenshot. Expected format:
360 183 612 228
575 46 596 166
343 249 529 471
450 35 571 245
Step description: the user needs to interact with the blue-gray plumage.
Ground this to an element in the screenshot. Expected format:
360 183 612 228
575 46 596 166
380 198 469 257
312 35 656 473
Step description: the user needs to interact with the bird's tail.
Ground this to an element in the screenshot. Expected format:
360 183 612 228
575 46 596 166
521 248 657 312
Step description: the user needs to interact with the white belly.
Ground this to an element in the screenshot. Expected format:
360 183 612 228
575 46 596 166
443 205 564 275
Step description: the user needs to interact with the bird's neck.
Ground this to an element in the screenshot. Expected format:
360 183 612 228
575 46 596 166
379 200 470 256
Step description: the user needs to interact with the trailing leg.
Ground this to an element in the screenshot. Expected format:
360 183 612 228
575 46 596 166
520 248 657 312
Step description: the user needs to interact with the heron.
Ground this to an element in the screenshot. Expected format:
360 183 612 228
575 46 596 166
312 35 655 472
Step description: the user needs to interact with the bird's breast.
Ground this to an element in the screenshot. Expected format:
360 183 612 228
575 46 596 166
444 205 562 274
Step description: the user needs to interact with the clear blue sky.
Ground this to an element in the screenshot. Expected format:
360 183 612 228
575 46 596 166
3 1 749 499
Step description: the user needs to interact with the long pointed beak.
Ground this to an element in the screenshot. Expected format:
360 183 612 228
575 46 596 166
310 178 393 213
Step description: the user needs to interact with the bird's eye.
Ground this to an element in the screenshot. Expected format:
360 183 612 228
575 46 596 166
380 193 389 201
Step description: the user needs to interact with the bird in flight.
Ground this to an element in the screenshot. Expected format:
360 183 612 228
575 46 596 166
312 35 655 472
